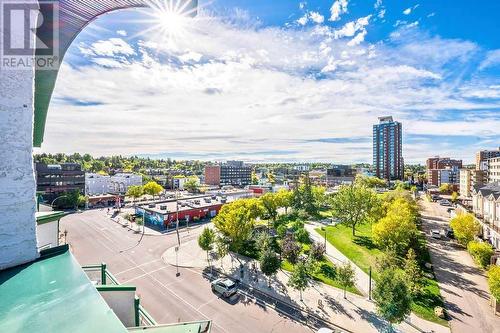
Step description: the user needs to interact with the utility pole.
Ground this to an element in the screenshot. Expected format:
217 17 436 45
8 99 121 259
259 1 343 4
175 184 180 246
368 266 372 300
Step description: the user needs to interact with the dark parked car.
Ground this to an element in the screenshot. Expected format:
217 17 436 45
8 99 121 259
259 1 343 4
444 227 454 239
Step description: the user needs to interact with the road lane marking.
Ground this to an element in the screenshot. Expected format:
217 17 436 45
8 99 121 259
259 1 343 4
75 217 229 333
114 258 162 276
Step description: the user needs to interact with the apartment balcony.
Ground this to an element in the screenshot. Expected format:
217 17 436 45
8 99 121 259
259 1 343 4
0 245 211 333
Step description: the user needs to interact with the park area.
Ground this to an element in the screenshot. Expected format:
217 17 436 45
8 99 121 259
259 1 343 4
199 175 451 328
318 222 446 325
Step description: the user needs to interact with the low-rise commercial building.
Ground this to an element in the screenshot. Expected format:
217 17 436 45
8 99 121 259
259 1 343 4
327 165 356 186
85 172 142 195
109 173 142 194
205 161 251 187
36 162 85 201
136 195 225 230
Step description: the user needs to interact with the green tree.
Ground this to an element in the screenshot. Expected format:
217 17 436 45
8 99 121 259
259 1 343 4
403 248 423 297
373 269 412 325
330 184 381 236
355 174 387 188
251 171 259 185
336 262 356 299
281 234 301 264
467 241 494 268
451 191 459 203
184 177 199 193
260 192 280 225
450 213 480 246
275 189 293 215
143 181 163 199
488 265 500 302
372 198 418 255
126 185 144 203
212 199 261 254
267 171 276 185
439 183 453 194
288 261 309 301
198 227 215 269
215 236 230 269
259 249 281 287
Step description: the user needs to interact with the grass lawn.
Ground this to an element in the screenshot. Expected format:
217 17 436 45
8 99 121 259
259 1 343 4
317 223 383 279
317 224 447 326
281 258 362 295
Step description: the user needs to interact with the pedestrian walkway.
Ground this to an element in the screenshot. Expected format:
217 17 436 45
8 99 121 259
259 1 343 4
163 238 449 333
305 223 372 296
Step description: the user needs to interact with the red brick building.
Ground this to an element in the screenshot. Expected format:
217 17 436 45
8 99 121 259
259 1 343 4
205 165 221 186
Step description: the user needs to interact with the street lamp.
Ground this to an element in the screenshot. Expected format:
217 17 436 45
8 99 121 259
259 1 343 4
321 226 327 254
51 195 68 210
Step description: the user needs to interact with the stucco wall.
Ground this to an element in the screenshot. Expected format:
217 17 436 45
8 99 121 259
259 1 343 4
0 0 39 269
99 289 136 327
36 220 59 250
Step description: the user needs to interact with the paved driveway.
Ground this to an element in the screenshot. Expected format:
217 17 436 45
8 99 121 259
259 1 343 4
420 199 500 333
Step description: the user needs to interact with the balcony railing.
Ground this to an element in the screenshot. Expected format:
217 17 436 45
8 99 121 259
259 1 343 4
82 263 155 327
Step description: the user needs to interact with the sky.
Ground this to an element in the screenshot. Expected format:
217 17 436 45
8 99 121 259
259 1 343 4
37 0 500 164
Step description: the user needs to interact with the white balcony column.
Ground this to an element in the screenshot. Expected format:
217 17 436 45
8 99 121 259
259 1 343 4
0 0 39 269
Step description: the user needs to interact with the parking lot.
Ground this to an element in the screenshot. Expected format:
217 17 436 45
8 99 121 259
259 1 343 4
61 209 313 333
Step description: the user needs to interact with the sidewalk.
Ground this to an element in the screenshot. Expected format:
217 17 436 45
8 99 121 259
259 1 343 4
305 223 371 296
163 238 449 333
306 222 450 333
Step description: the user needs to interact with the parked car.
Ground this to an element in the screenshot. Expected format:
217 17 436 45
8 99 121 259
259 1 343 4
444 227 454 239
317 329 334 333
431 229 442 239
439 200 451 206
431 195 440 201
211 278 237 298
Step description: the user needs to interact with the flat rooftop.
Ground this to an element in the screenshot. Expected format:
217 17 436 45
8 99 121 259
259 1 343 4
140 196 224 215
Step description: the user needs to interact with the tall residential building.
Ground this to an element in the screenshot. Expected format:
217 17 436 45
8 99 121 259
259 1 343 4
459 168 487 198
372 116 403 180
426 157 463 187
476 147 500 171
489 157 500 183
205 161 252 187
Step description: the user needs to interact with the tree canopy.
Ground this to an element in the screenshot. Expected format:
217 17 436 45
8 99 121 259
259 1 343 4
373 269 412 324
330 184 381 236
450 213 480 246
212 198 261 253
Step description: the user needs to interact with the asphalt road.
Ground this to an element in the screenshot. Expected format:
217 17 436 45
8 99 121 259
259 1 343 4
420 199 500 333
61 209 313 333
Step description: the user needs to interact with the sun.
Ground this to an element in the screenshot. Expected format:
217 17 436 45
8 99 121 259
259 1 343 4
153 6 188 37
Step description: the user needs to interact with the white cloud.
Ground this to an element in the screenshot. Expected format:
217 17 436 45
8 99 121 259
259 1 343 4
403 7 412 15
297 14 308 26
374 0 382 9
41 10 500 164
116 30 127 36
329 0 348 22
309 12 325 24
378 9 386 19
297 11 324 25
80 38 135 57
479 49 500 70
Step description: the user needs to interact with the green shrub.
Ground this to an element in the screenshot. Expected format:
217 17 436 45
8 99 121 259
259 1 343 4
295 228 310 244
467 241 494 268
